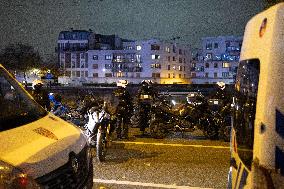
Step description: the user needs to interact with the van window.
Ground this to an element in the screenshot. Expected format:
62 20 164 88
233 59 260 169
0 68 47 131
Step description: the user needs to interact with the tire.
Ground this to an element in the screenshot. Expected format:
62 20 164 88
96 126 107 162
150 122 166 139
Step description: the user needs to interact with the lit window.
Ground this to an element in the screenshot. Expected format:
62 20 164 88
151 54 160 60
222 62 230 68
178 66 182 71
165 47 170 53
105 55 112 60
136 45 142 50
206 53 212 60
136 54 141 63
151 64 161 69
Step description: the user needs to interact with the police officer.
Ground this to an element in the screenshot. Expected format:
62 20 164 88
32 80 51 111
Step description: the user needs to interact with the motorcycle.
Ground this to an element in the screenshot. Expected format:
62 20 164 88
149 100 194 139
84 107 112 162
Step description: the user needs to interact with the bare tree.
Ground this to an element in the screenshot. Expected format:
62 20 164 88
0 43 43 77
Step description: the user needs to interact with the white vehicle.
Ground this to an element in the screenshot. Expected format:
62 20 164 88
228 3 284 188
0 64 93 188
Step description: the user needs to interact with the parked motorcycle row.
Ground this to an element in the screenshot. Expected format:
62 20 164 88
46 82 233 161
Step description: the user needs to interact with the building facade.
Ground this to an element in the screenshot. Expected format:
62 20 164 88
190 36 243 84
57 30 191 85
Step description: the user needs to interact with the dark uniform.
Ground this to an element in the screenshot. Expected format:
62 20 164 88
32 83 51 111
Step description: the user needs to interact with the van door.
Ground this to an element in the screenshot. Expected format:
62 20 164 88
230 59 260 188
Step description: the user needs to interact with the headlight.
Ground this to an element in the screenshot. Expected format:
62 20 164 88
0 160 40 189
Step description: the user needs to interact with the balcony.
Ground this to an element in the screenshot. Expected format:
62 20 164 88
112 67 143 72
56 47 88 52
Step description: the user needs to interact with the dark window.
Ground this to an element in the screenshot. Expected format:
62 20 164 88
205 63 209 68
93 73 98 77
214 43 218 48
233 59 260 170
93 55 98 60
65 53 71 68
76 71 80 77
151 44 160 50
93 64 98 69
168 65 171 70
152 73 160 78
205 73 208 78
105 73 112 77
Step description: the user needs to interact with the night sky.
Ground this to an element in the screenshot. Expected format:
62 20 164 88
0 0 265 58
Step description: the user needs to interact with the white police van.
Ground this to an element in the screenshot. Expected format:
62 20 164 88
0 64 93 188
228 3 284 188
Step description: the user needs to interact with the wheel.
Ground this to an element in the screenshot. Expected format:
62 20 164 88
203 127 219 140
150 122 166 139
96 126 107 162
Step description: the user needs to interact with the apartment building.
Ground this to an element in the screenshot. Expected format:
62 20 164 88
57 29 191 85
191 36 243 84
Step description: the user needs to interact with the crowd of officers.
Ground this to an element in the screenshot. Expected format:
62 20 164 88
30 80 159 139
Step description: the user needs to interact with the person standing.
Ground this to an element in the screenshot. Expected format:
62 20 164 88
31 79 51 111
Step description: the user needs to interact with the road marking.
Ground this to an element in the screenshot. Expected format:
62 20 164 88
93 179 213 189
113 141 230 149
